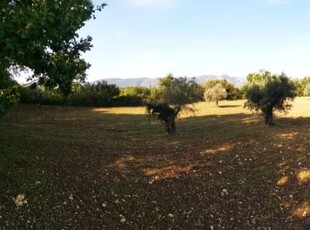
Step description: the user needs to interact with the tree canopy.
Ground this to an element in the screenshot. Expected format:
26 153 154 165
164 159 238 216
0 0 106 115
147 74 204 134
244 70 296 126
83 80 119 105
203 79 240 100
204 83 227 107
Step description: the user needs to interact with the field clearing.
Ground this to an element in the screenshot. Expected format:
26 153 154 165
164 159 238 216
95 97 310 118
0 98 310 229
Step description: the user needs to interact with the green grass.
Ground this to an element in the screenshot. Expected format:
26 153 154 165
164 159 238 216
0 99 310 229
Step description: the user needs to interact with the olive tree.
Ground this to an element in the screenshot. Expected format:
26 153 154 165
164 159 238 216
203 79 240 100
204 83 227 107
0 0 106 115
244 70 296 126
303 83 310 96
147 74 204 134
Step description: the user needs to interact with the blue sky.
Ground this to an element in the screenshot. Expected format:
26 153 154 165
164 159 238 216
78 0 310 81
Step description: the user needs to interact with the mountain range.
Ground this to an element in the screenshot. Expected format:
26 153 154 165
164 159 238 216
100 75 246 88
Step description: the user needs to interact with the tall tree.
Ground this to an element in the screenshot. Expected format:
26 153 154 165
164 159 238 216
244 71 296 126
147 74 204 134
0 0 106 115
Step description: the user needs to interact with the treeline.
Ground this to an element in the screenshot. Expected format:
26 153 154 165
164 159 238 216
18 81 152 107
16 79 237 107
14 75 310 107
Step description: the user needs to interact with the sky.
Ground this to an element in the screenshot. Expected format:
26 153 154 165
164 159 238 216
78 0 310 82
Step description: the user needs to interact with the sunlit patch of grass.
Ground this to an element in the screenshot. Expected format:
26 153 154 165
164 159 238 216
277 132 299 140
91 107 146 115
183 99 250 118
292 202 310 219
144 165 193 180
200 143 238 155
276 176 289 186
296 169 310 184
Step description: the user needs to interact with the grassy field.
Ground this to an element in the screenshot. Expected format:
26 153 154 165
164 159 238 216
0 98 309 229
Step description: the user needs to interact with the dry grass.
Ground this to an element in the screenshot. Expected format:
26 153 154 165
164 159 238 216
0 98 309 229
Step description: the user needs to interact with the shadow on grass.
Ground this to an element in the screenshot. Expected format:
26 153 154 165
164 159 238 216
90 111 309 228
218 105 241 108
0 105 309 229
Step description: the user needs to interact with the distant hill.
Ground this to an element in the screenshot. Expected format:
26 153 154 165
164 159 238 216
194 75 246 87
100 78 159 88
98 75 246 88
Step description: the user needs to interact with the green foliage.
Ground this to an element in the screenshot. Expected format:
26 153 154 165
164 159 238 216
246 69 274 84
203 79 240 100
19 81 121 107
39 52 91 97
0 72 19 115
292 79 304 97
0 71 18 89
147 74 204 134
0 88 19 117
300 77 310 96
19 81 157 107
204 83 227 106
303 82 310 96
18 86 43 104
82 81 120 106
148 87 162 103
120 86 150 98
0 0 106 114
292 77 310 96
244 71 296 126
19 86 65 105
119 86 151 106
158 75 204 107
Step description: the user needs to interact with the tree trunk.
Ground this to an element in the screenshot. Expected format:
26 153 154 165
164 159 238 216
165 115 176 135
264 112 274 126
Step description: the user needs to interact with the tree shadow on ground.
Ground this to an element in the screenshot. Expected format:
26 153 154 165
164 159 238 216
218 105 241 108
1 105 309 229
95 112 310 229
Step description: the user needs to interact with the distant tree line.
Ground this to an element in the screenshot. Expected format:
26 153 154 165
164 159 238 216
0 67 305 131
11 71 305 109
16 76 243 108
17 81 148 107
16 71 309 110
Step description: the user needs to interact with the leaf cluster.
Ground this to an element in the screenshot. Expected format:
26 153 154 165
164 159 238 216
146 74 204 134
204 83 227 103
0 0 106 96
0 87 19 116
292 76 310 96
245 71 297 116
203 79 240 100
157 75 204 109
